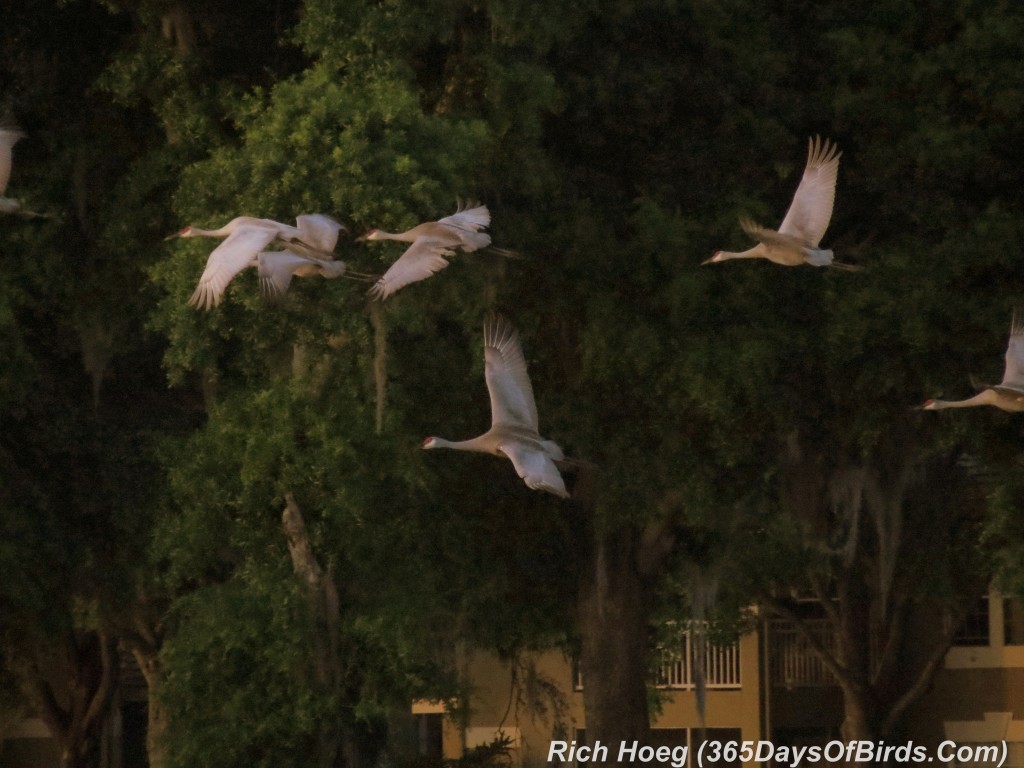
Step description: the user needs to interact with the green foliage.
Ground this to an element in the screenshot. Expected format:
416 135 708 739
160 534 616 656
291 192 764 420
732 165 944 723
148 0 1024 747
4 0 1024 760
159 568 339 768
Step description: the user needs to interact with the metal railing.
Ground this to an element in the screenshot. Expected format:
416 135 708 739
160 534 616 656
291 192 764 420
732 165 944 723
655 634 742 690
769 619 837 688
574 629 742 690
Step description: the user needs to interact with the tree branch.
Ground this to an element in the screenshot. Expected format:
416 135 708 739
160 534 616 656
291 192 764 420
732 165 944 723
283 493 326 590
81 631 117 733
23 666 70 751
635 492 686 579
281 490 343 758
808 571 840 626
762 596 852 690
881 613 959 737
871 589 907 689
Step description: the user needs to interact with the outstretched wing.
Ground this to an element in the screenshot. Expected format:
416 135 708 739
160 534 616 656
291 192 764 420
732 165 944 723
258 251 348 300
1000 313 1024 391
294 214 344 255
257 251 312 300
740 217 807 250
438 201 490 233
483 315 539 431
777 136 841 247
500 442 569 498
368 237 453 300
189 225 278 309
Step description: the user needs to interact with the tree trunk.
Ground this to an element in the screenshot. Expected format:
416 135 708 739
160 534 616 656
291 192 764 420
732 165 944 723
839 684 877 742
131 648 169 768
282 494 343 768
838 684 884 768
23 631 118 768
146 691 170 768
577 530 651 762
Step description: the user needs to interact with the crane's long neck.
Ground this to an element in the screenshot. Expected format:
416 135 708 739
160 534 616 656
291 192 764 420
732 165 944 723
715 246 763 261
426 435 492 453
926 390 999 410
372 230 418 243
186 226 233 238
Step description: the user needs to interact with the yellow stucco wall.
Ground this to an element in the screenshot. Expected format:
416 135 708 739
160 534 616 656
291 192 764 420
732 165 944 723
427 631 764 767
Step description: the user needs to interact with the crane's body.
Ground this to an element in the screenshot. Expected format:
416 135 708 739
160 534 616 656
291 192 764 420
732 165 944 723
257 250 350 300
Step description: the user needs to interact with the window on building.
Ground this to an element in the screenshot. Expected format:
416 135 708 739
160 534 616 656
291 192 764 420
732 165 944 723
1004 599 1024 646
414 713 444 759
954 595 990 647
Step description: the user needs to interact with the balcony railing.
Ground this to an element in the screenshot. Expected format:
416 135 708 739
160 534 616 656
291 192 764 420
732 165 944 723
575 629 741 690
655 635 742 690
769 619 837 688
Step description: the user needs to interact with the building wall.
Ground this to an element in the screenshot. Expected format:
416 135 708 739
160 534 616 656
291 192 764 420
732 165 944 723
0 719 60 768
423 631 764 768
905 591 1024 762
650 630 762 740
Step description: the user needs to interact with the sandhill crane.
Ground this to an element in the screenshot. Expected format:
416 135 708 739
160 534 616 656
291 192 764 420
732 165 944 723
359 201 511 300
921 315 1024 412
172 213 343 258
257 250 350 300
422 315 572 498
170 214 369 309
0 125 29 215
704 136 856 269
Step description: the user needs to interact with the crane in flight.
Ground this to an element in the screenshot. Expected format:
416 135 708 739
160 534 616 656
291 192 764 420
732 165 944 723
359 201 514 300
170 214 371 309
704 136 856 270
256 250 351 301
422 315 576 498
921 314 1024 412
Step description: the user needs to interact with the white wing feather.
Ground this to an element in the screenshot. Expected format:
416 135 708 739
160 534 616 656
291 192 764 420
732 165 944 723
1000 316 1024 391
258 250 348 300
189 225 279 309
437 202 490 233
500 442 569 498
483 315 539 431
257 251 311 299
369 238 454 300
294 214 343 254
777 136 841 247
